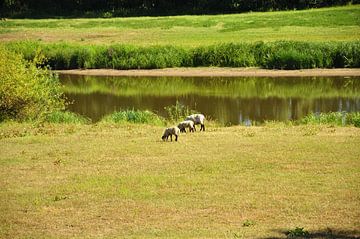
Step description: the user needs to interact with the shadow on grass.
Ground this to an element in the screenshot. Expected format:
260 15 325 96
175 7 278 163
262 228 360 239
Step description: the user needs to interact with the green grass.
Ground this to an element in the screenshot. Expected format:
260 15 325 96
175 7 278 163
1 5 359 46
4 40 360 69
45 111 90 124
300 112 360 127
0 123 359 238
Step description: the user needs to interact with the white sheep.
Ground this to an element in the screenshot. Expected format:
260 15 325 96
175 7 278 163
177 120 195 133
185 114 205 131
161 126 180 142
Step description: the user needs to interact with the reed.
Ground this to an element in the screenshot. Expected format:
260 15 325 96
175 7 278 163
3 40 360 70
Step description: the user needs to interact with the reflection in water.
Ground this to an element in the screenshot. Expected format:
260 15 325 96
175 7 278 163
60 75 360 125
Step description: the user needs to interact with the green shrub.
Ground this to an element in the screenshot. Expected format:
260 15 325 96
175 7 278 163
0 47 65 122
45 111 90 124
101 109 165 125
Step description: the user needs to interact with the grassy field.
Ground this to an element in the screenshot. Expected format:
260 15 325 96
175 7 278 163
1 5 359 46
1 4 360 238
1 123 359 238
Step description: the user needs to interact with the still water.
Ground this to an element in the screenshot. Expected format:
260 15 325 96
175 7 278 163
59 74 360 125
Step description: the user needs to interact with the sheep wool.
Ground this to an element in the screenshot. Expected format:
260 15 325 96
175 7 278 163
177 120 195 133
162 126 180 142
185 114 205 131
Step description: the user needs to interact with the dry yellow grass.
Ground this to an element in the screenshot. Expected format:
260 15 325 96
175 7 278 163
0 123 359 238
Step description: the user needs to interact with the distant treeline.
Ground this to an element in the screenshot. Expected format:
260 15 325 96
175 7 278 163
4 41 360 70
1 0 359 18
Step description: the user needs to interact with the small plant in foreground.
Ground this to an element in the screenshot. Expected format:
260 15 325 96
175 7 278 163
54 195 68 202
286 227 310 238
242 219 255 227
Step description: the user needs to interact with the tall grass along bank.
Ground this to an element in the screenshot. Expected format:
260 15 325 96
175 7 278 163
300 112 360 127
4 41 360 70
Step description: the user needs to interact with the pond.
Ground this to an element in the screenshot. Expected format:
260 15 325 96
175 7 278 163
59 74 360 125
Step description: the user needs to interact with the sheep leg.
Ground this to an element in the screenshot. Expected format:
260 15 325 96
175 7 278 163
170 135 173 141
175 135 178 141
201 124 205 131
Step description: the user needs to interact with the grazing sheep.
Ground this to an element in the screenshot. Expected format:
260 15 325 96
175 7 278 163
185 114 205 131
161 126 180 142
177 120 195 133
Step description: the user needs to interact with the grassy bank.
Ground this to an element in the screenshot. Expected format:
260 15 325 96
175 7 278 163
0 122 359 238
2 5 359 70
1 5 359 45
4 40 360 70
